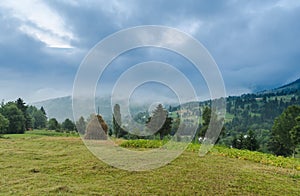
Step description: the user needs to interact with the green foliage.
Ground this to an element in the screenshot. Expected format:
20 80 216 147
196 107 225 143
198 107 211 137
0 98 46 134
40 106 46 115
212 146 300 170
0 98 47 133
225 93 300 138
133 111 149 124
47 118 60 131
290 116 300 155
202 107 211 126
27 129 78 137
1 103 25 134
28 106 47 129
108 128 113 136
232 130 259 151
75 116 86 134
1 129 78 138
268 105 300 156
33 109 47 129
171 117 180 136
61 118 75 131
120 139 300 171
146 104 172 140
120 139 166 148
16 98 32 130
0 113 9 133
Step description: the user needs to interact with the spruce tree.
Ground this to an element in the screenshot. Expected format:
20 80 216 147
16 98 33 130
147 104 172 140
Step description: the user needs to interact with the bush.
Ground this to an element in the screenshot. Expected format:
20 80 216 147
120 139 166 148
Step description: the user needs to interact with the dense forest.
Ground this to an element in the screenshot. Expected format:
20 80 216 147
221 92 300 155
221 91 300 150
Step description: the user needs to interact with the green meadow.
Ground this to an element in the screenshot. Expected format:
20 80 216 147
0 130 299 195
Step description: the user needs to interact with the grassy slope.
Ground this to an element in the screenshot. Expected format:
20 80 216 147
0 131 299 195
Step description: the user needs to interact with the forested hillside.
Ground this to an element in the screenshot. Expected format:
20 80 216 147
168 78 300 154
223 91 300 152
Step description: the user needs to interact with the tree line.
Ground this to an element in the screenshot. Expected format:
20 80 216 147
0 98 77 134
81 103 224 144
80 104 174 140
2 96 299 158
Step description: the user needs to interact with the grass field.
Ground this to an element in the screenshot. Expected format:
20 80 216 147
0 130 299 195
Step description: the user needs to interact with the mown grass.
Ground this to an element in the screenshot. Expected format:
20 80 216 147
0 131 299 195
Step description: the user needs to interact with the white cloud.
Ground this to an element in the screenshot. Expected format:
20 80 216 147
0 0 75 48
94 0 136 27
28 87 71 103
19 25 73 48
176 19 202 36
275 0 300 9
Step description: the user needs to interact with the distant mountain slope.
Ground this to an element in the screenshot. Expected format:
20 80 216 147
258 78 300 95
33 96 150 122
33 96 73 122
33 96 72 122
274 78 300 93
33 77 300 122
33 96 111 122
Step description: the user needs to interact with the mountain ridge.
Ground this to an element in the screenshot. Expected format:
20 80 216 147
33 77 300 122
257 77 300 95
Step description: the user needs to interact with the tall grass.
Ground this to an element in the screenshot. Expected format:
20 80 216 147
120 139 300 170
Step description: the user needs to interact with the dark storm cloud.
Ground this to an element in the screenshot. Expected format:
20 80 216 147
0 0 299 102
47 0 300 91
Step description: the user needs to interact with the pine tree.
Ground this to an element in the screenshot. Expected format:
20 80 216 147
33 108 47 129
199 107 225 143
16 98 26 113
244 130 259 151
236 134 245 149
232 135 238 148
199 107 211 137
146 104 172 140
40 107 46 115
232 130 259 151
16 98 32 130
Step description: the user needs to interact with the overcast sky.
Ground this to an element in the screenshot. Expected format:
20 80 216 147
0 0 300 103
